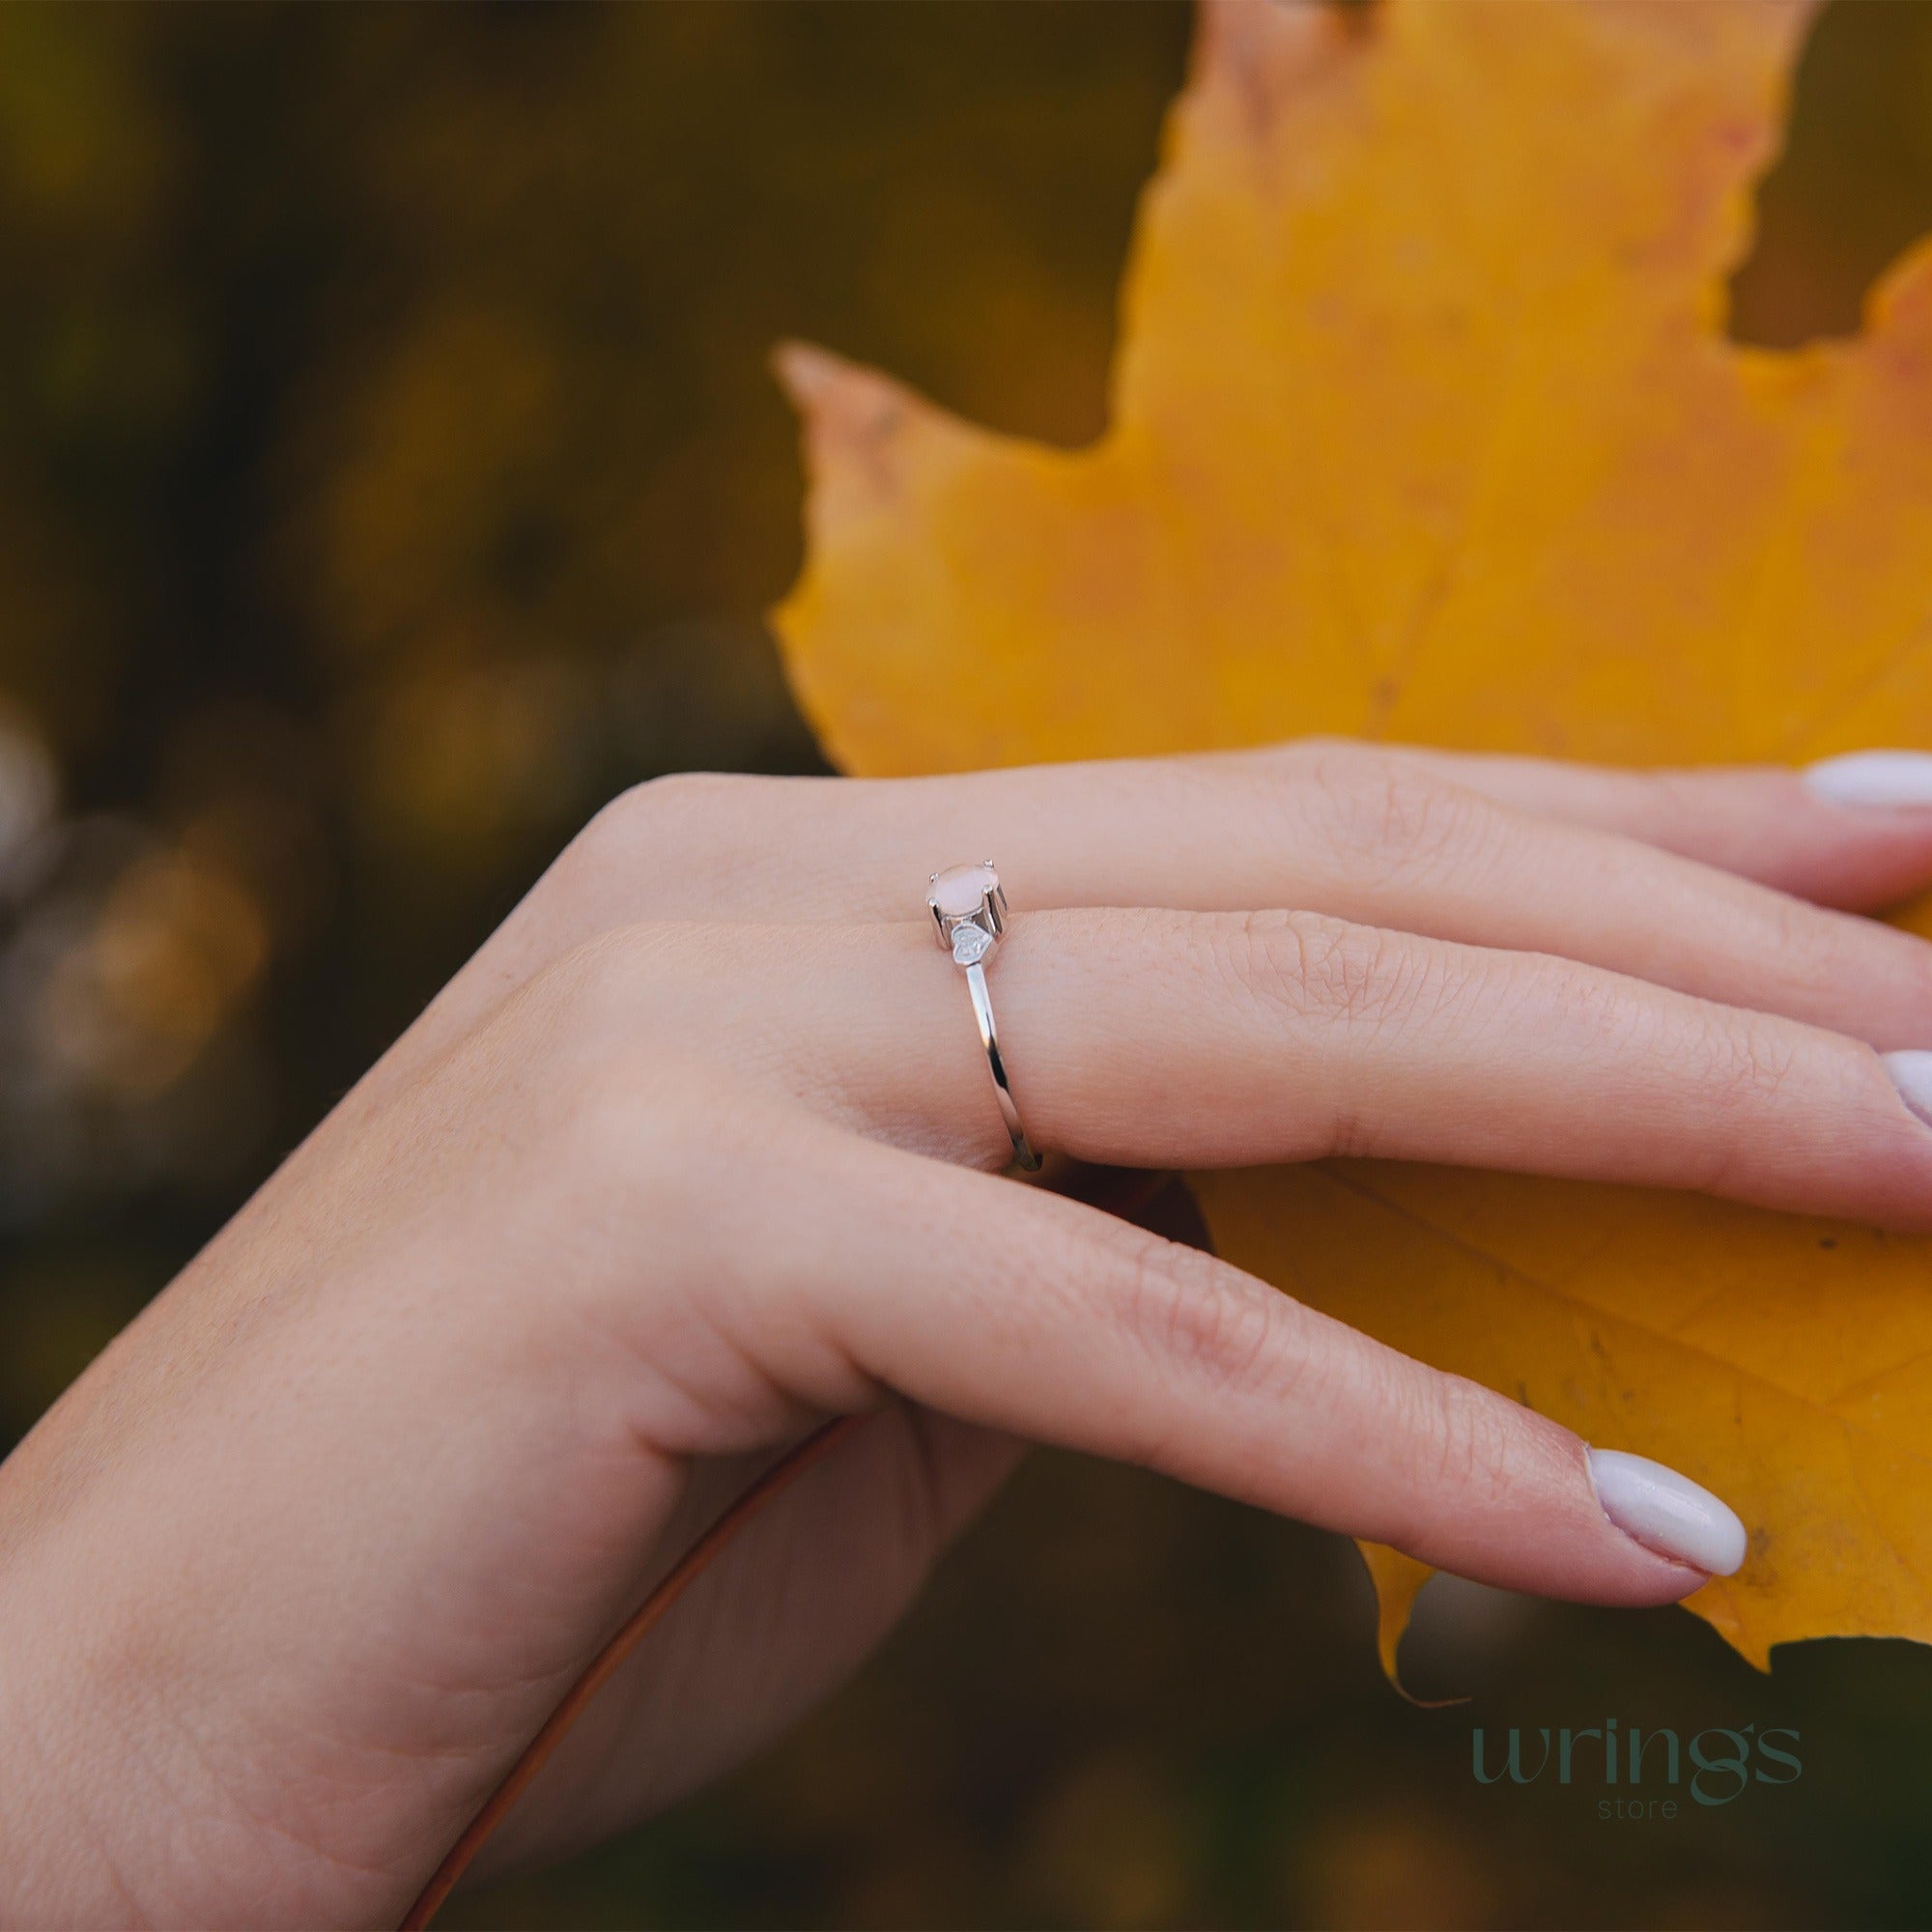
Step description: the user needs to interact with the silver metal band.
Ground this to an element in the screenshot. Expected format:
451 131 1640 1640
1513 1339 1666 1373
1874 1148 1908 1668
961 956 1037 1171
927 861 1041 1173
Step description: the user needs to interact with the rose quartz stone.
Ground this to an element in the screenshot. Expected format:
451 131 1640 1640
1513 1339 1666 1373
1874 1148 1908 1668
930 862 997 919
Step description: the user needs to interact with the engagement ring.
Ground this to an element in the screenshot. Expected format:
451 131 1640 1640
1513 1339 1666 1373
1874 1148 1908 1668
928 861 1040 1172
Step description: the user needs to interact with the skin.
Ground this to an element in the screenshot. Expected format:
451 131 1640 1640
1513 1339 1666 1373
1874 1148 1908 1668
5 738 1932 1926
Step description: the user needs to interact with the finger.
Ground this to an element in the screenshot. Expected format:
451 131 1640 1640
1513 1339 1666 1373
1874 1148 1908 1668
565 742 1932 924
731 1123 1738 1605
755 909 1932 1231
479 747 1932 1060
1374 743 1932 910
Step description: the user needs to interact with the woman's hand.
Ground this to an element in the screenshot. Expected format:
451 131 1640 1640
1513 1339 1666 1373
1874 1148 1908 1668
8 740 1932 1928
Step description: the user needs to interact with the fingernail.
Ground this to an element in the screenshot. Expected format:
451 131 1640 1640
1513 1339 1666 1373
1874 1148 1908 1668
1804 750 1932 809
1883 1049 1932 1128
1586 1448 1747 1576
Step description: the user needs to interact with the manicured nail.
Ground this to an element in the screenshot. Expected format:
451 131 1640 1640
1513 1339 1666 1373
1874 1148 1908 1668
1883 1049 1932 1128
1804 750 1932 809
1586 1448 1747 1576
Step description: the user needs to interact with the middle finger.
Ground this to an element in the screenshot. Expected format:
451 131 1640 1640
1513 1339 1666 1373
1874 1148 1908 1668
568 748 1932 1052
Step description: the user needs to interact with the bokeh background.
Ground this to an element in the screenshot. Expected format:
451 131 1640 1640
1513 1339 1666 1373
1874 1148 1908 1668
4 3 1932 1926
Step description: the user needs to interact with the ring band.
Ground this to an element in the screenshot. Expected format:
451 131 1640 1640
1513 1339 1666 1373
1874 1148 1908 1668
927 861 1040 1173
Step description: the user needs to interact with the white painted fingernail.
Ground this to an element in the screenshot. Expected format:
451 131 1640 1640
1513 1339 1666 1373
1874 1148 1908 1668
1586 1448 1747 1576
1883 1049 1932 1128
1804 750 1932 808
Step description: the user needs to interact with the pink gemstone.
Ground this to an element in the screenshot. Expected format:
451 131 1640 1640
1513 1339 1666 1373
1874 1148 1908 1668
930 862 998 920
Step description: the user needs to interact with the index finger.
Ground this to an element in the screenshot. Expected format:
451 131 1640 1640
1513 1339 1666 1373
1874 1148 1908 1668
727 1121 1745 1600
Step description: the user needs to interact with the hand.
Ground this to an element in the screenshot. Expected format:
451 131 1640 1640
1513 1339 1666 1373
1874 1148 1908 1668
8 740 1932 1928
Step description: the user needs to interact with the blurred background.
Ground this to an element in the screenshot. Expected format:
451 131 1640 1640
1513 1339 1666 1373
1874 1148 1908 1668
3 3 1932 1926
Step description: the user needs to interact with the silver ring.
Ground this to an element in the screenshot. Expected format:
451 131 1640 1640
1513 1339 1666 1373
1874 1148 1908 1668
927 861 1040 1173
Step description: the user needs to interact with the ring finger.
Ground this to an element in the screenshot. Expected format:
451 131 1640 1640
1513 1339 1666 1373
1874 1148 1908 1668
693 906 1932 1229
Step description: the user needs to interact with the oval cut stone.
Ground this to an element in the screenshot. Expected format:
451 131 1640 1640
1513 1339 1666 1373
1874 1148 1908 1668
931 861 997 920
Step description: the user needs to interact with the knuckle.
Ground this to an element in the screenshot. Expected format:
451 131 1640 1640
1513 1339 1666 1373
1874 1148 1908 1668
1231 908 1438 1039
1113 1234 1303 1405
609 768 755 825
1547 957 1643 1047
1423 1374 1528 1507
566 1051 787 1208
535 913 822 1104
1700 1011 1801 1116
1262 733 1369 792
574 770 753 865
526 921 725 1074
563 1062 690 1194
503 934 640 1108
545 919 675 1015
1294 748 1493 884
531 1070 819 1373
561 771 779 906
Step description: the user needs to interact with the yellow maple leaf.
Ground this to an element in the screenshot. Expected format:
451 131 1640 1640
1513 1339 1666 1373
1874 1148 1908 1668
771 0 1932 1669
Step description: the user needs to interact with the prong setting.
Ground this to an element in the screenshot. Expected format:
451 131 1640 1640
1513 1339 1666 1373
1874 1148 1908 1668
928 860 1006 960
